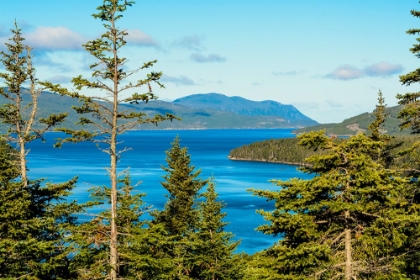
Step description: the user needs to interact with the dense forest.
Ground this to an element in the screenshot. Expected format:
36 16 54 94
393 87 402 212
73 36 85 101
229 134 419 170
2 0 420 279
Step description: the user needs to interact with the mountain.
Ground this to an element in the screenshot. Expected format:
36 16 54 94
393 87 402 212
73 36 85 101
294 105 410 136
173 93 317 125
0 90 318 131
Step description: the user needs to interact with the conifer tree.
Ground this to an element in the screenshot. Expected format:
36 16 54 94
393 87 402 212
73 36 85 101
154 136 207 236
0 23 81 279
68 172 156 279
192 179 244 280
389 4 420 276
398 6 420 134
152 136 207 278
40 1 177 278
0 22 67 186
249 130 407 279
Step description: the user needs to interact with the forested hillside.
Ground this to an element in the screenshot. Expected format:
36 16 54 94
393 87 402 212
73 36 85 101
229 135 418 169
294 105 407 136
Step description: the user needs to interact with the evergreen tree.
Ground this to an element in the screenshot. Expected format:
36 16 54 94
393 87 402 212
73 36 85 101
249 130 407 279
192 179 244 280
68 172 157 279
0 23 67 187
152 136 207 278
389 4 420 277
40 1 177 278
0 23 81 279
154 136 207 236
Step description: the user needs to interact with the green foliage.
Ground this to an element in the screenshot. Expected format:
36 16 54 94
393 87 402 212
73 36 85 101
152 136 207 278
295 104 406 136
248 128 415 278
154 136 207 236
0 145 82 279
68 172 165 279
229 134 418 172
191 179 244 279
0 22 82 279
39 1 179 278
152 137 244 279
229 137 333 166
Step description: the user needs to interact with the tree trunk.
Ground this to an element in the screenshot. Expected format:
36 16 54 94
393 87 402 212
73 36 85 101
19 138 27 187
345 210 352 280
109 7 120 279
110 113 118 280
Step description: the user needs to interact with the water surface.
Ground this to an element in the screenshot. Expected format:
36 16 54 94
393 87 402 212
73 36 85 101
26 129 309 254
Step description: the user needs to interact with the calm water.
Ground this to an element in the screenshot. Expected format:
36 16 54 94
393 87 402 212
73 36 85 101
26 129 309 254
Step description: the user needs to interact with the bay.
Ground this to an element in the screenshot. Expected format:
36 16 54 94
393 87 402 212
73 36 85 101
26 128 310 255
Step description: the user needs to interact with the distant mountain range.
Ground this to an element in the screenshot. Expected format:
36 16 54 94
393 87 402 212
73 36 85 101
294 105 410 136
0 90 318 131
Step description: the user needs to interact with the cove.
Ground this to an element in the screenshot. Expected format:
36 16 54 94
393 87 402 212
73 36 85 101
26 128 311 254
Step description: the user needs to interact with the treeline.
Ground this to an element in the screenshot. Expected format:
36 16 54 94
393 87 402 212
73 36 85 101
229 135 419 170
229 138 335 166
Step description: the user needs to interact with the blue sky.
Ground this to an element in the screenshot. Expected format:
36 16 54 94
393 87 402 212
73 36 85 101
1 0 419 123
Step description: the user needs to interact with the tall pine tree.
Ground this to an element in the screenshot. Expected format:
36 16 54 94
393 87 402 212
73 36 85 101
40 1 177 278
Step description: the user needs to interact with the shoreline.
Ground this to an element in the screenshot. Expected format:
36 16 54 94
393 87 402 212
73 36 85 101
228 156 311 167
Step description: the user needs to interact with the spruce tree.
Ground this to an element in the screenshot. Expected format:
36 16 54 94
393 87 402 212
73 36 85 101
152 136 207 278
249 130 407 279
154 136 207 236
0 23 82 279
40 1 177 278
0 23 67 187
192 179 244 280
389 4 420 276
68 172 156 279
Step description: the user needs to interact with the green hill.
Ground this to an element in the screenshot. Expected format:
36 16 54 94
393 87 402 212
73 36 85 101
229 135 418 168
293 105 410 136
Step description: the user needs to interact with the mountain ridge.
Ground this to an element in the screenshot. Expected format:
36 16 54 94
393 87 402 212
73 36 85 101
0 89 318 131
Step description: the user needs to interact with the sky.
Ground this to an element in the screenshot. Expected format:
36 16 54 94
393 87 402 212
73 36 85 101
1 0 420 123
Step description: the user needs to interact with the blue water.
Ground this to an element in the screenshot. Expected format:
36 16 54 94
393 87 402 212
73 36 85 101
25 129 309 254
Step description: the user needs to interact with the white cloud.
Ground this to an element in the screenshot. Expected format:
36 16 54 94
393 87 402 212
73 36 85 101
364 62 404 77
126 29 159 48
325 62 404 81
326 65 364 80
190 53 226 63
161 75 195 86
25 26 86 51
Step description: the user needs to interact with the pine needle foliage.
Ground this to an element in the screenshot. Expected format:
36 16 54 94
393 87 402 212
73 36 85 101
249 128 409 279
39 1 178 278
0 23 82 279
192 179 244 280
0 22 67 186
